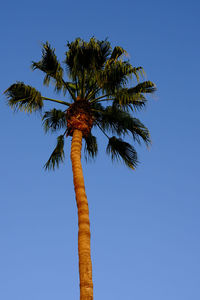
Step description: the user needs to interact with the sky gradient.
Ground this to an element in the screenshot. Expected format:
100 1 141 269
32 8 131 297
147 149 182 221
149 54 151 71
1 0 200 300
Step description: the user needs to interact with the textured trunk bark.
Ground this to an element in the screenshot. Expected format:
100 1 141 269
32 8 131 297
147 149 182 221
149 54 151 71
70 129 93 300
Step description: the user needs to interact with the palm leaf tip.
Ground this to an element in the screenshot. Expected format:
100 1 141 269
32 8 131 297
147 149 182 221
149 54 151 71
32 42 63 91
44 135 65 170
130 81 156 94
84 133 98 161
4 82 43 113
130 118 151 146
110 46 127 60
106 136 138 169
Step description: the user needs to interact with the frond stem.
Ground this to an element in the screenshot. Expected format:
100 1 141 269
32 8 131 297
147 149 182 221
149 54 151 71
81 70 86 98
8 97 31 103
92 98 115 103
87 88 101 101
90 94 110 103
42 97 70 106
62 80 76 102
63 129 68 137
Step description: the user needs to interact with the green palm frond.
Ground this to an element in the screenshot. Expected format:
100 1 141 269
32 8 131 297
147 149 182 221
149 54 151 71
4 82 43 113
65 38 111 78
110 46 127 61
98 61 132 93
97 39 112 67
112 81 156 110
32 42 64 91
42 109 66 133
113 89 147 110
127 66 145 82
106 136 138 169
64 38 112 98
84 133 98 160
128 81 156 94
94 106 151 146
84 76 99 100
128 117 151 146
44 135 65 170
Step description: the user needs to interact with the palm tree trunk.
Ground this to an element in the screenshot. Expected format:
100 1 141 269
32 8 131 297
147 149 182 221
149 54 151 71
70 129 93 300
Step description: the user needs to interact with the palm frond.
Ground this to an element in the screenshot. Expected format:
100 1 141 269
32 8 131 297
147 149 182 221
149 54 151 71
112 81 156 110
110 46 127 61
44 135 65 170
106 136 138 169
98 61 140 94
113 88 147 110
4 82 43 113
128 117 151 146
64 37 112 98
42 109 66 133
128 66 145 82
97 61 132 94
84 133 98 161
113 93 146 111
128 81 156 94
94 106 151 145
97 39 112 67
32 42 64 91
65 37 111 78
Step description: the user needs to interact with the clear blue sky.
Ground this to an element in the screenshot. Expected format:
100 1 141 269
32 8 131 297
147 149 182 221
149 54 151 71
1 0 200 299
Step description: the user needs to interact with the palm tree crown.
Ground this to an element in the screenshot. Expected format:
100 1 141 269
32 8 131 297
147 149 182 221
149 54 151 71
5 37 156 170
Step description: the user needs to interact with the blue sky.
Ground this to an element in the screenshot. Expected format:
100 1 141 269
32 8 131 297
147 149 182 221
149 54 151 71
0 0 200 299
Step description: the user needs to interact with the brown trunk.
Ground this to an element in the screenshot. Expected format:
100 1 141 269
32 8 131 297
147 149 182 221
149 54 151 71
70 129 93 300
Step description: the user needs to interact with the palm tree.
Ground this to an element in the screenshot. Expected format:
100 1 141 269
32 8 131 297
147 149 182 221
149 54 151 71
4 37 156 300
